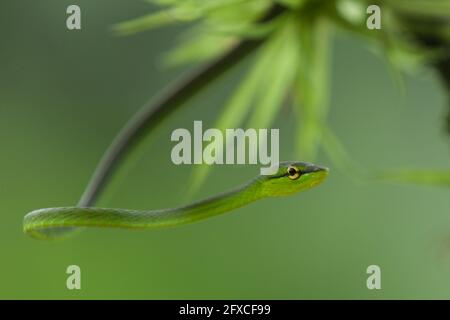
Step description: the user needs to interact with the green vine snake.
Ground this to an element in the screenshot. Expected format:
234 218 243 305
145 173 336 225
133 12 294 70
22 5 325 240
23 162 328 239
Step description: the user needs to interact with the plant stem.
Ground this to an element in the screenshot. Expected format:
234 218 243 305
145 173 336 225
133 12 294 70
78 4 286 207
400 14 450 134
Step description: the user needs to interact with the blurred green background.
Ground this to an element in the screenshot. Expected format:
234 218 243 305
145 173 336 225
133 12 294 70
1 0 449 299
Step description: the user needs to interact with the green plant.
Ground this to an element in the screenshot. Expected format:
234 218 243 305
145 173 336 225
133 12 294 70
79 0 450 208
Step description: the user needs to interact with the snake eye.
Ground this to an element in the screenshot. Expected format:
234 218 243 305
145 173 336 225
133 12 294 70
287 165 301 180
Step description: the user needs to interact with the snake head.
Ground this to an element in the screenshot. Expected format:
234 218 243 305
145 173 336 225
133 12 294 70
260 161 329 197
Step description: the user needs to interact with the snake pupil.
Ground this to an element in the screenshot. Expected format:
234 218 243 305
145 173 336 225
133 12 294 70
287 166 300 180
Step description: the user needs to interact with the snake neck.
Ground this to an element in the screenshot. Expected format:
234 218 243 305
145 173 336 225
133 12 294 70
165 177 264 223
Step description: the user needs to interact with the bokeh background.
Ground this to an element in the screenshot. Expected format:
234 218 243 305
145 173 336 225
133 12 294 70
0 0 449 299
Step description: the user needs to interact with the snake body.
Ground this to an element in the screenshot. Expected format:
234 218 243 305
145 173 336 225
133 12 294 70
23 161 328 239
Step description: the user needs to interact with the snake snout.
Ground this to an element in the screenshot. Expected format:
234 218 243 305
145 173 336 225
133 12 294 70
306 164 329 174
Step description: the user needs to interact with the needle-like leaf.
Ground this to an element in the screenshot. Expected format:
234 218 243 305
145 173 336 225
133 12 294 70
375 170 450 188
294 16 331 161
187 23 285 194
